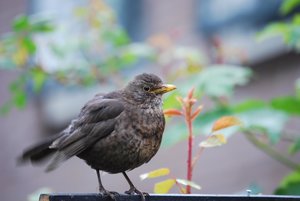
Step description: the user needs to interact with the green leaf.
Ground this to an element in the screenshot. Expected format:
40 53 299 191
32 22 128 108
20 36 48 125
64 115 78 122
103 27 130 47
275 171 300 195
9 77 27 109
119 51 138 66
163 91 182 110
289 138 300 155
154 179 176 194
22 37 36 54
175 179 201 190
293 14 300 25
140 168 170 180
232 100 267 113
238 108 289 144
271 96 300 115
256 23 289 42
14 90 27 108
280 0 300 15
12 15 30 31
13 89 27 108
30 68 47 92
31 20 54 32
194 65 252 98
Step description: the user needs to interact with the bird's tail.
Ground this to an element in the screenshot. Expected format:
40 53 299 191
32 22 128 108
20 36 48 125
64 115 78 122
17 134 60 165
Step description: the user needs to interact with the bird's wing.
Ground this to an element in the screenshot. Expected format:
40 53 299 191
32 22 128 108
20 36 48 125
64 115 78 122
46 97 124 171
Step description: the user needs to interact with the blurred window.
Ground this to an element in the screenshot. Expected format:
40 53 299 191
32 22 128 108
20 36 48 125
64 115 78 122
196 0 282 36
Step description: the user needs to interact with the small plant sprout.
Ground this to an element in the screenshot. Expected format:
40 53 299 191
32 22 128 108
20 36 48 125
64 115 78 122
141 88 243 194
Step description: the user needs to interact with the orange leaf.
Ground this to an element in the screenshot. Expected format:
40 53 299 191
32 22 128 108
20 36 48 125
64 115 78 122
212 116 243 132
164 109 182 116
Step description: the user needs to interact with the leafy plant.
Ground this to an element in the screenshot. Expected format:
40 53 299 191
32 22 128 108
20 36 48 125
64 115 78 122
275 171 300 195
257 0 300 195
0 15 54 114
141 89 242 194
0 0 206 114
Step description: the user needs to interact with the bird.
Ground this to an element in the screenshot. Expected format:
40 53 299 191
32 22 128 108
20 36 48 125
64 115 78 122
18 73 176 200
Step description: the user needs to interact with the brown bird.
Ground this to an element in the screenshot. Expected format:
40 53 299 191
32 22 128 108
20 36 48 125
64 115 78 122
19 73 176 200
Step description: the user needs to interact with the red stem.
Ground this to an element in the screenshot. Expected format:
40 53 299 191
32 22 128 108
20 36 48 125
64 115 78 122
185 105 193 194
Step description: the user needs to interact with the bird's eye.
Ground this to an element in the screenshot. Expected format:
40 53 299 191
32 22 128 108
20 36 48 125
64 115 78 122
143 86 150 92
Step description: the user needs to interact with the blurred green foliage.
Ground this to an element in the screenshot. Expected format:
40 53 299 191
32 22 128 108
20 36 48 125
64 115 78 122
258 0 300 51
162 0 300 194
259 0 300 195
275 171 300 195
0 0 299 195
0 15 54 114
0 0 206 114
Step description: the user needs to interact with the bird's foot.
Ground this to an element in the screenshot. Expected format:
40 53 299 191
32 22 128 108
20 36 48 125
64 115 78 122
125 187 148 201
99 188 120 200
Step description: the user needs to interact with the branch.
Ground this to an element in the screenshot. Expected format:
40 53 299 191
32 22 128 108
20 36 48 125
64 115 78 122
243 130 300 170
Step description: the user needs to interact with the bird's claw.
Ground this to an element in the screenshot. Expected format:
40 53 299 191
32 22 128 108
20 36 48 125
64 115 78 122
99 189 120 200
125 187 148 201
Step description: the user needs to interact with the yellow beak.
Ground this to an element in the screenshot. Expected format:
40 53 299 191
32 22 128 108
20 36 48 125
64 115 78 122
151 84 176 95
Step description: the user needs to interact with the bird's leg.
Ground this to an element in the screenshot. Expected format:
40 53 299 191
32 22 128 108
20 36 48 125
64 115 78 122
122 172 148 201
96 170 119 200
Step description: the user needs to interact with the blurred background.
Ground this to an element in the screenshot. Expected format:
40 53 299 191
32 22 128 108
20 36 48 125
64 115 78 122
1 0 300 201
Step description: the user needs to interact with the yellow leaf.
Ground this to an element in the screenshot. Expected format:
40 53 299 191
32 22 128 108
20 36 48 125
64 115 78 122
140 168 170 180
13 46 28 66
154 179 176 194
200 134 227 148
212 116 243 132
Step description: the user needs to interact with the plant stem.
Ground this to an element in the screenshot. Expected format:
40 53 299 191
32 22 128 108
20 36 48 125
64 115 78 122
169 173 186 194
185 105 193 194
243 131 300 170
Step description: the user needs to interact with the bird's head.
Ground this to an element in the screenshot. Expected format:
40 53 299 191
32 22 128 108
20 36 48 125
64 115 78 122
123 73 176 105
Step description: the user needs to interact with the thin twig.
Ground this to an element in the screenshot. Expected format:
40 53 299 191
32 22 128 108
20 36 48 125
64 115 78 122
169 173 186 194
191 147 205 171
